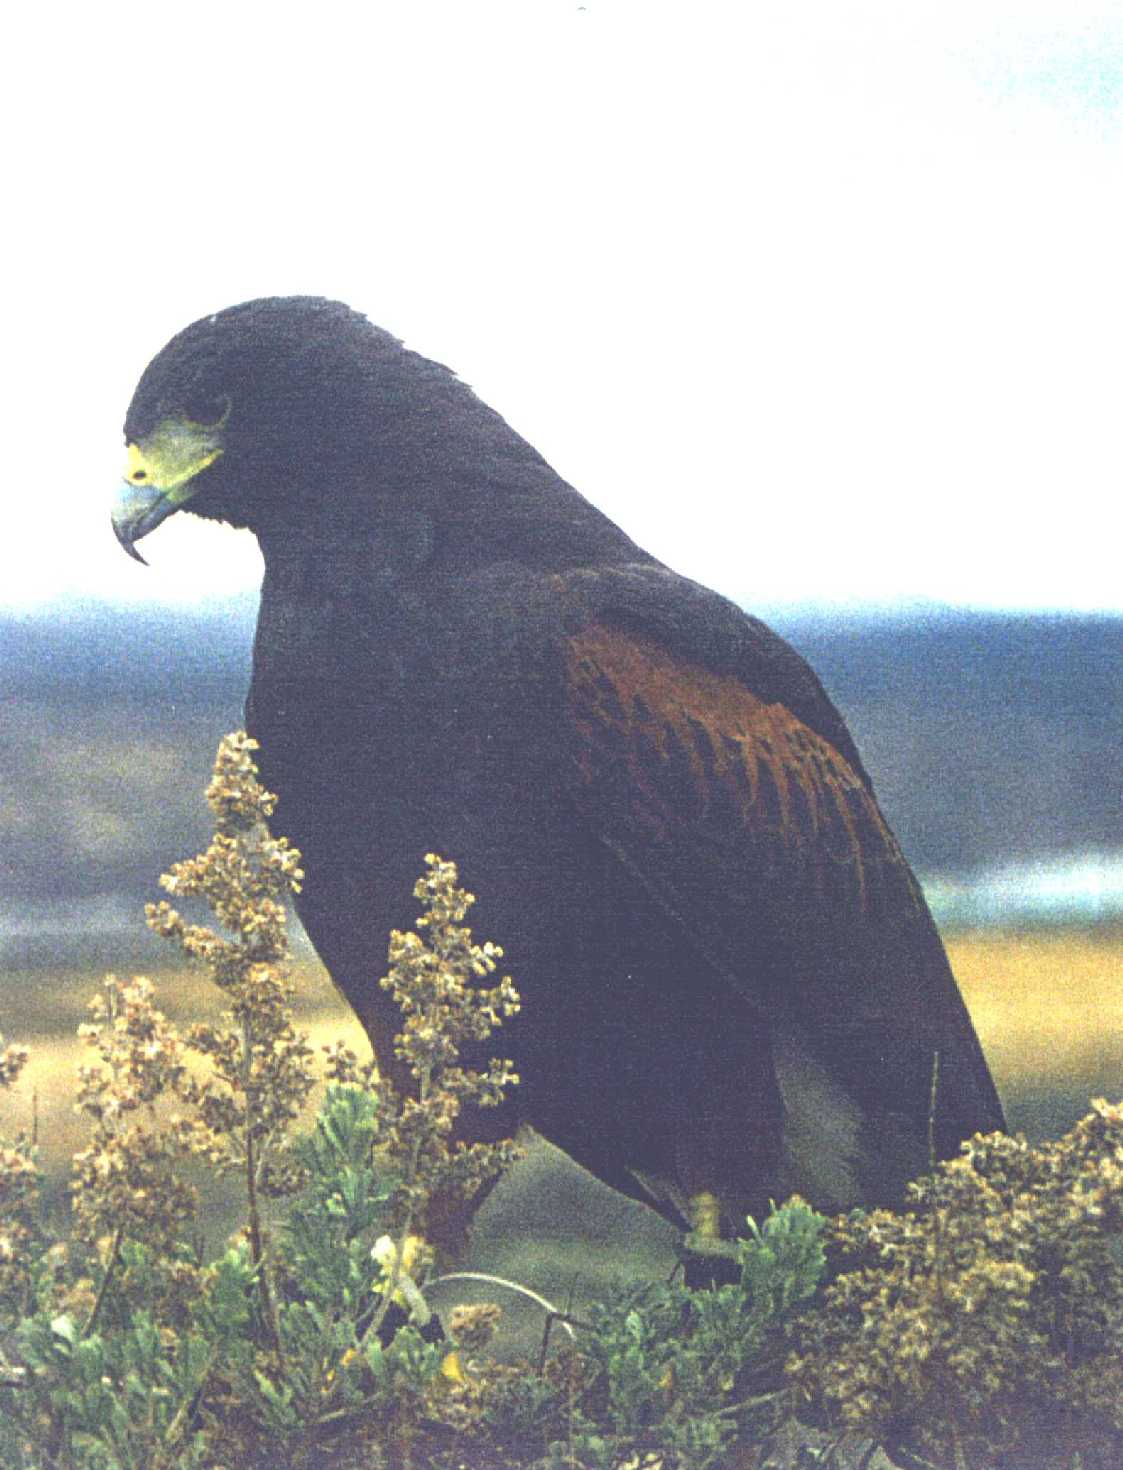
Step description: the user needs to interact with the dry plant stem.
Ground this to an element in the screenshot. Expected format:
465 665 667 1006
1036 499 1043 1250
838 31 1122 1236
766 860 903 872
162 1345 219 1457
427 1271 578 1340
928 1051 947 1311
82 1224 125 1339
362 1062 431 1349
926 1051 971 1466
536 1310 589 1376
241 1012 283 1361
714 1390 786 1423
927 1050 940 1175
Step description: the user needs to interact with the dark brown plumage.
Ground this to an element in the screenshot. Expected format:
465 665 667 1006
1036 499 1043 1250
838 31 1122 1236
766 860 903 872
114 296 1004 1250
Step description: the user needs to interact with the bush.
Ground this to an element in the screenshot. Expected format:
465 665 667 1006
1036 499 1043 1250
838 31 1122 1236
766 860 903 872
789 1108 1123 1469
2 732 1121 1468
0 734 522 1467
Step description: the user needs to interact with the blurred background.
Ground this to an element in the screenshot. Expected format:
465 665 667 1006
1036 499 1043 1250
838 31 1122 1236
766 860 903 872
2 1 1121 1326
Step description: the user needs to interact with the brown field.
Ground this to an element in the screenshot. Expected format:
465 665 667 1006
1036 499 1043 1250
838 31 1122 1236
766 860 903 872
946 923 1123 1133
5 924 1122 1173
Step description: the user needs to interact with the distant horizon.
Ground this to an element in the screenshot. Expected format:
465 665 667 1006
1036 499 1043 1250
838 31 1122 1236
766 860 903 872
7 589 1123 625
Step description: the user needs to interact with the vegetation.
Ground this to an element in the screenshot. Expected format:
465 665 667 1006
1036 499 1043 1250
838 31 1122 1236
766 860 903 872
789 1106 1123 1468
0 734 1121 1467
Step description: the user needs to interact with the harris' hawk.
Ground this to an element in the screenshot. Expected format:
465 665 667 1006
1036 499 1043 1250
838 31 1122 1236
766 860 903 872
113 296 1004 1251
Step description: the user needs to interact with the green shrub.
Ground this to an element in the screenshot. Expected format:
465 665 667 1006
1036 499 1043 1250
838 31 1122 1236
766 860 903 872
0 734 522 1467
789 1109 1123 1469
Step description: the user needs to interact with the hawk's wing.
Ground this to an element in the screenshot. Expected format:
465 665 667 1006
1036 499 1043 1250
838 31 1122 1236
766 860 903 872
562 617 1004 1199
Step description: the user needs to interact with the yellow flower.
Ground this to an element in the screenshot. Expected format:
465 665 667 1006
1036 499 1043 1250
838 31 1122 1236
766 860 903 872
372 1233 432 1324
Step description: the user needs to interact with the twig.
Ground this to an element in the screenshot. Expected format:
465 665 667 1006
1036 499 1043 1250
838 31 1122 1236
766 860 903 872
424 1269 581 1340
538 1309 593 1375
364 1123 425 1347
161 1345 219 1456
424 1269 588 1372
243 1014 283 1361
714 1388 785 1419
927 1049 940 1175
83 1224 124 1339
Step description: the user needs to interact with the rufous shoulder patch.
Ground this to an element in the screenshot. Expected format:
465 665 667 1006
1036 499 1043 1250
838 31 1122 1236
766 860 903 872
564 622 912 912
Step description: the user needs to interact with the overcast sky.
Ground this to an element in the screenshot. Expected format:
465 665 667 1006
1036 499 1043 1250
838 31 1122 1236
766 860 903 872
6 1 1123 616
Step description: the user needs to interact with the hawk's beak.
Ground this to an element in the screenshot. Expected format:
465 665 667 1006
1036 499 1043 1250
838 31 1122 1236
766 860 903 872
111 481 179 565
111 422 224 564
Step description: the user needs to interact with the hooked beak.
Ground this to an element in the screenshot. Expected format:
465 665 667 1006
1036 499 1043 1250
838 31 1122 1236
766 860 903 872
111 423 224 564
111 482 181 565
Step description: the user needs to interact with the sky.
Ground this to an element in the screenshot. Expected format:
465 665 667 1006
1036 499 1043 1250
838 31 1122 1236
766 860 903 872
6 0 1123 617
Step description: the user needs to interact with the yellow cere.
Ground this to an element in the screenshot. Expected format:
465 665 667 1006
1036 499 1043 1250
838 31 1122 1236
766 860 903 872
123 417 224 502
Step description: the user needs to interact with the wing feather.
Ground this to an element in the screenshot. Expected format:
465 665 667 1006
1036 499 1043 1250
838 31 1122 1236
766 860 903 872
564 620 911 914
562 618 1004 1188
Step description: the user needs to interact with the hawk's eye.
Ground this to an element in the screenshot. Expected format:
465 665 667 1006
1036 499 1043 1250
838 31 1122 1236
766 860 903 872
184 392 231 428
